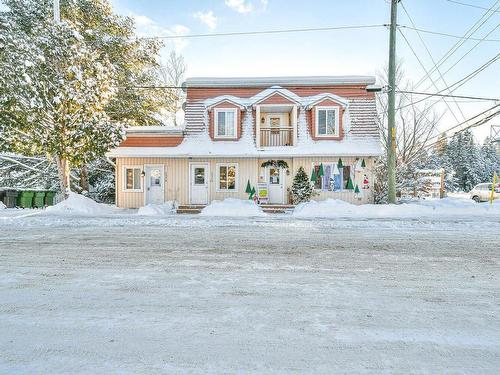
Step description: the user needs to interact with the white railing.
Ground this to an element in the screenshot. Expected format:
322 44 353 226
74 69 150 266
259 127 293 147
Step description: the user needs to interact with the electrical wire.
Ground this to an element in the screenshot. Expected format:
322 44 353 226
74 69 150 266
399 25 500 42
395 90 500 101
445 0 500 13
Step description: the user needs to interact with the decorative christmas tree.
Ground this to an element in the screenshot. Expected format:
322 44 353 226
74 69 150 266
318 163 325 177
245 180 252 199
292 167 315 204
361 159 366 168
250 186 256 199
310 169 318 183
346 176 354 190
337 158 343 168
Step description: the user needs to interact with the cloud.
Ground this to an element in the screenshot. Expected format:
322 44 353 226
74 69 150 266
193 10 217 30
225 0 254 13
131 14 190 52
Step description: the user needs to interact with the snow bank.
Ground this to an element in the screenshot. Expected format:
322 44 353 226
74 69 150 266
45 193 117 216
200 198 266 217
293 197 500 219
137 202 176 216
0 201 6 209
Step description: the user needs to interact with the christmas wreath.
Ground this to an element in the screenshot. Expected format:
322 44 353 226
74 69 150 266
261 160 289 170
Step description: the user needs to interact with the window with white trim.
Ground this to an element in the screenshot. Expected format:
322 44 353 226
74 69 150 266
214 108 237 138
312 163 353 191
216 163 238 191
315 107 339 137
124 167 142 191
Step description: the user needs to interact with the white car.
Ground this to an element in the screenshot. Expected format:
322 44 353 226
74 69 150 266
470 183 500 203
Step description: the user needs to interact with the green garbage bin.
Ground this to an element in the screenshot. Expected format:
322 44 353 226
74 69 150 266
4 189 19 208
17 190 35 208
33 191 46 208
45 191 57 206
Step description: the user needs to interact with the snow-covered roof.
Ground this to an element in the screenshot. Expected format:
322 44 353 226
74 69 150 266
126 126 184 136
184 75 376 88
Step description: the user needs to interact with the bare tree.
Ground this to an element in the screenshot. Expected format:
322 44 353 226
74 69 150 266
156 51 187 126
375 63 442 201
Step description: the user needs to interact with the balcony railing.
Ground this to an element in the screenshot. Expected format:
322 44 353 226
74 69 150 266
260 127 293 147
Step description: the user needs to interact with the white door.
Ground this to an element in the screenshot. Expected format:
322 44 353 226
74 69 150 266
190 164 209 205
145 165 164 205
267 167 285 204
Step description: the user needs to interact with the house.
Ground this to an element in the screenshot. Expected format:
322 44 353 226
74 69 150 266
107 76 382 208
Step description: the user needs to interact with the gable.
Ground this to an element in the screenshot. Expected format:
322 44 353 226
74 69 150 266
256 92 299 105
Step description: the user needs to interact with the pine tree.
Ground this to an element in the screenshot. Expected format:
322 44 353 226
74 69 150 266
291 167 315 204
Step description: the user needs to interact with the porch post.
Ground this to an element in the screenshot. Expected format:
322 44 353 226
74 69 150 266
292 105 298 146
256 105 261 148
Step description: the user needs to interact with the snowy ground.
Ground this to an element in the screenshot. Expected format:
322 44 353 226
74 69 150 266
0 209 499 374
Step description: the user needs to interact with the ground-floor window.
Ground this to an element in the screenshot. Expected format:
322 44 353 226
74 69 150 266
123 167 142 191
312 163 353 191
216 163 238 191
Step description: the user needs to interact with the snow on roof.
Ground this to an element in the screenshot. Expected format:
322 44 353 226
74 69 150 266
126 126 184 136
184 75 376 88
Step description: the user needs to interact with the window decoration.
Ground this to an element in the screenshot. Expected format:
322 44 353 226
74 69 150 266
312 162 354 191
214 109 237 138
217 163 238 191
124 167 141 191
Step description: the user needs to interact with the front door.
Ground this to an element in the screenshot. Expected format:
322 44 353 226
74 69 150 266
267 167 285 204
145 165 164 205
190 163 209 205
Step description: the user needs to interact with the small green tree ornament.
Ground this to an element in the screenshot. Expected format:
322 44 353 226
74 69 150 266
354 184 360 194
346 176 354 190
337 158 343 168
361 159 366 168
310 169 318 183
293 166 315 204
250 186 256 199
245 180 252 198
318 163 325 177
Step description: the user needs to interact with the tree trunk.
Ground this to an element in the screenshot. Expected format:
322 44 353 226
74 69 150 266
80 164 90 193
56 156 71 196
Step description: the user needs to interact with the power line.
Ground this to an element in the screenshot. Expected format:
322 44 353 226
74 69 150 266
445 0 500 13
397 53 500 110
140 24 386 39
413 0 500 89
400 25 500 42
395 90 500 101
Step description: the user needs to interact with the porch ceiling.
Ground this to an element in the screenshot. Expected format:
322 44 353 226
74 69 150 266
258 104 294 113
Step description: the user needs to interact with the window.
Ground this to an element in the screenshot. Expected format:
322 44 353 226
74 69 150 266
124 167 142 191
312 163 352 191
315 107 339 137
217 163 238 191
214 109 237 138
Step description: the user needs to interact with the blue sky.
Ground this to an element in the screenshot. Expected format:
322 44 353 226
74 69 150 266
109 0 499 140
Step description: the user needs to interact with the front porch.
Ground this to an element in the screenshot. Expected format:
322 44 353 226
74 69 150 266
256 104 298 148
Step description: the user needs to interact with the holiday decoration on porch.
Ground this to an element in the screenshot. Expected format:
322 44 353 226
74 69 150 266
261 160 289 170
362 174 370 189
310 168 318 183
361 159 366 168
333 163 340 175
346 176 354 190
354 184 362 199
318 163 325 178
250 186 256 199
337 158 343 168
245 180 252 199
292 166 315 204
355 159 364 172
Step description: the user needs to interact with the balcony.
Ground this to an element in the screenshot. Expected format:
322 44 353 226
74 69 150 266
260 127 293 147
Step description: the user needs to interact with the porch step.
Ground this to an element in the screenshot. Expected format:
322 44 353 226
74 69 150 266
176 205 205 214
260 204 295 214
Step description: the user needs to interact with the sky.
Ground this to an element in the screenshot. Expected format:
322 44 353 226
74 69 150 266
1 0 499 141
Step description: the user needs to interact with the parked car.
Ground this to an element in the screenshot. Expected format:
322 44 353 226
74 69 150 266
470 183 500 202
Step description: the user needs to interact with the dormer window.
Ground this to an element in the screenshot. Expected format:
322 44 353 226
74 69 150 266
315 107 339 137
214 108 237 138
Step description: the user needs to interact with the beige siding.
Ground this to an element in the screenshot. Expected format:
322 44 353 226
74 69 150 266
115 156 375 208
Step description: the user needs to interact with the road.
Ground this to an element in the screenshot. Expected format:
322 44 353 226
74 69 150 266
1 215 499 374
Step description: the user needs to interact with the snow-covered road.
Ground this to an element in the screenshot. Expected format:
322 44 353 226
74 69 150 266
1 215 499 374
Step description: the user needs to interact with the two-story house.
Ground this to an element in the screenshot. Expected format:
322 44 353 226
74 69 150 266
108 76 382 208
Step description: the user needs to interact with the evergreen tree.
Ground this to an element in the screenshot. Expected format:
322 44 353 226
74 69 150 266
291 167 315 204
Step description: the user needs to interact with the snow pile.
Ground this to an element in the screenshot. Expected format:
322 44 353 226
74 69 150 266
45 193 116 216
293 197 500 219
0 201 6 209
137 202 176 216
200 198 266 217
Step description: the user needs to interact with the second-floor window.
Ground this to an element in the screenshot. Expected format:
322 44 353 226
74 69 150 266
316 107 339 137
214 108 237 138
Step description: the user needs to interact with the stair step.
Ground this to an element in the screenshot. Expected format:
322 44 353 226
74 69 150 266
176 208 203 214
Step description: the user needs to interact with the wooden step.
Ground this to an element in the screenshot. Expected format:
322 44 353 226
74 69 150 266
176 208 203 214
259 204 295 209
177 205 206 209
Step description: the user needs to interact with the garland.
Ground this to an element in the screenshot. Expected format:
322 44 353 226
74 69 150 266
261 160 289 170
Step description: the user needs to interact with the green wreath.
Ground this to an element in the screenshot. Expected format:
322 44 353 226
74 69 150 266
261 160 290 170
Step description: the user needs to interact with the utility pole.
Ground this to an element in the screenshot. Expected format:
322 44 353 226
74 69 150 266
53 0 60 23
387 0 399 204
